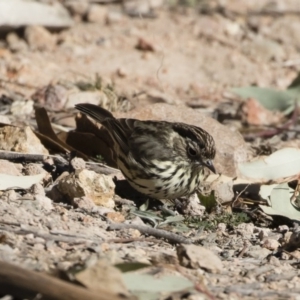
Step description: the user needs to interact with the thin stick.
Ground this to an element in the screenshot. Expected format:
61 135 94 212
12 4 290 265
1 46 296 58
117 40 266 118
108 223 191 244
0 150 67 164
0 224 100 245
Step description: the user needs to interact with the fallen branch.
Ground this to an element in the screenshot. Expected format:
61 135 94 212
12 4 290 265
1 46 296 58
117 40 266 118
0 150 68 165
0 260 133 300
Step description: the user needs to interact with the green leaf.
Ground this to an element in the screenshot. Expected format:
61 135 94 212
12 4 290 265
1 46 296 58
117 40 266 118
131 209 163 227
232 86 294 114
259 184 277 205
122 273 193 294
238 147 300 180
259 183 300 221
158 215 185 227
198 191 217 213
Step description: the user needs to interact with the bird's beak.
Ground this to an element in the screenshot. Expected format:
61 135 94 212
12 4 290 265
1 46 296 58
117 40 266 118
204 160 216 173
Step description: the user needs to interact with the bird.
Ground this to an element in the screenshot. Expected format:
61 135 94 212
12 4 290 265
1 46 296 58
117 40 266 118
75 103 216 199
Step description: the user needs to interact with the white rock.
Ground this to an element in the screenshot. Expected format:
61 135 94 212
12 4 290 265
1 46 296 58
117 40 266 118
58 169 115 208
0 0 73 29
0 126 48 155
11 100 34 115
87 5 108 24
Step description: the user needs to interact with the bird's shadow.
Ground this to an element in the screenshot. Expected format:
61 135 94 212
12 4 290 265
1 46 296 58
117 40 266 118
113 178 164 208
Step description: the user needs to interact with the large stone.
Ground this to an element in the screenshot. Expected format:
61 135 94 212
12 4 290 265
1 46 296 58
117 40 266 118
0 0 73 30
0 126 48 155
177 244 223 273
116 103 250 176
57 169 115 208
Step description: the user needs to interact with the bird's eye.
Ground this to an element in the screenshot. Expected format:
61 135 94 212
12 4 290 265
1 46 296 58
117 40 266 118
188 147 197 156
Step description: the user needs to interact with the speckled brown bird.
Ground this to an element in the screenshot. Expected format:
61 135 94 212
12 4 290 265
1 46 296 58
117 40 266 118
76 103 216 199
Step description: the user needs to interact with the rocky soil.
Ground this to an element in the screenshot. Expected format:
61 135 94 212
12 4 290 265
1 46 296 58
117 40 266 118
0 0 300 299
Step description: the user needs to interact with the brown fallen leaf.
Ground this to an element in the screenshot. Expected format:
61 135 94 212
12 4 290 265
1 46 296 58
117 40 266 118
242 97 283 126
35 106 88 159
73 112 117 167
66 131 115 167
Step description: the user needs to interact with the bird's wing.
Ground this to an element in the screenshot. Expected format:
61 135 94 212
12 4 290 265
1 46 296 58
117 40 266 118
75 103 136 154
75 103 114 121
103 118 137 154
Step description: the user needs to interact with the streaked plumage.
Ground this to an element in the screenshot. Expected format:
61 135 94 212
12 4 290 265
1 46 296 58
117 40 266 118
75 103 216 199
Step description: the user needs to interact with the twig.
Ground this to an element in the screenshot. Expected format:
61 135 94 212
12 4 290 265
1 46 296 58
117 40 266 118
232 184 251 207
0 224 101 245
238 241 249 258
248 8 300 16
290 178 300 208
0 260 131 300
107 237 153 243
108 223 192 244
205 5 300 17
0 150 68 165
113 197 135 206
82 0 122 3
0 220 162 247
86 161 120 175
0 150 118 175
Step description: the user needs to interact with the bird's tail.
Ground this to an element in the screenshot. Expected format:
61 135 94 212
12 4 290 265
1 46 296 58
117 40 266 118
75 103 115 123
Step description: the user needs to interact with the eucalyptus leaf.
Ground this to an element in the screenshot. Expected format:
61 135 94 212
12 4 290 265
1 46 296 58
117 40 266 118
0 173 45 190
157 215 185 227
122 273 193 294
131 210 163 221
131 209 163 227
238 147 300 180
259 183 300 221
259 184 277 205
232 86 295 114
